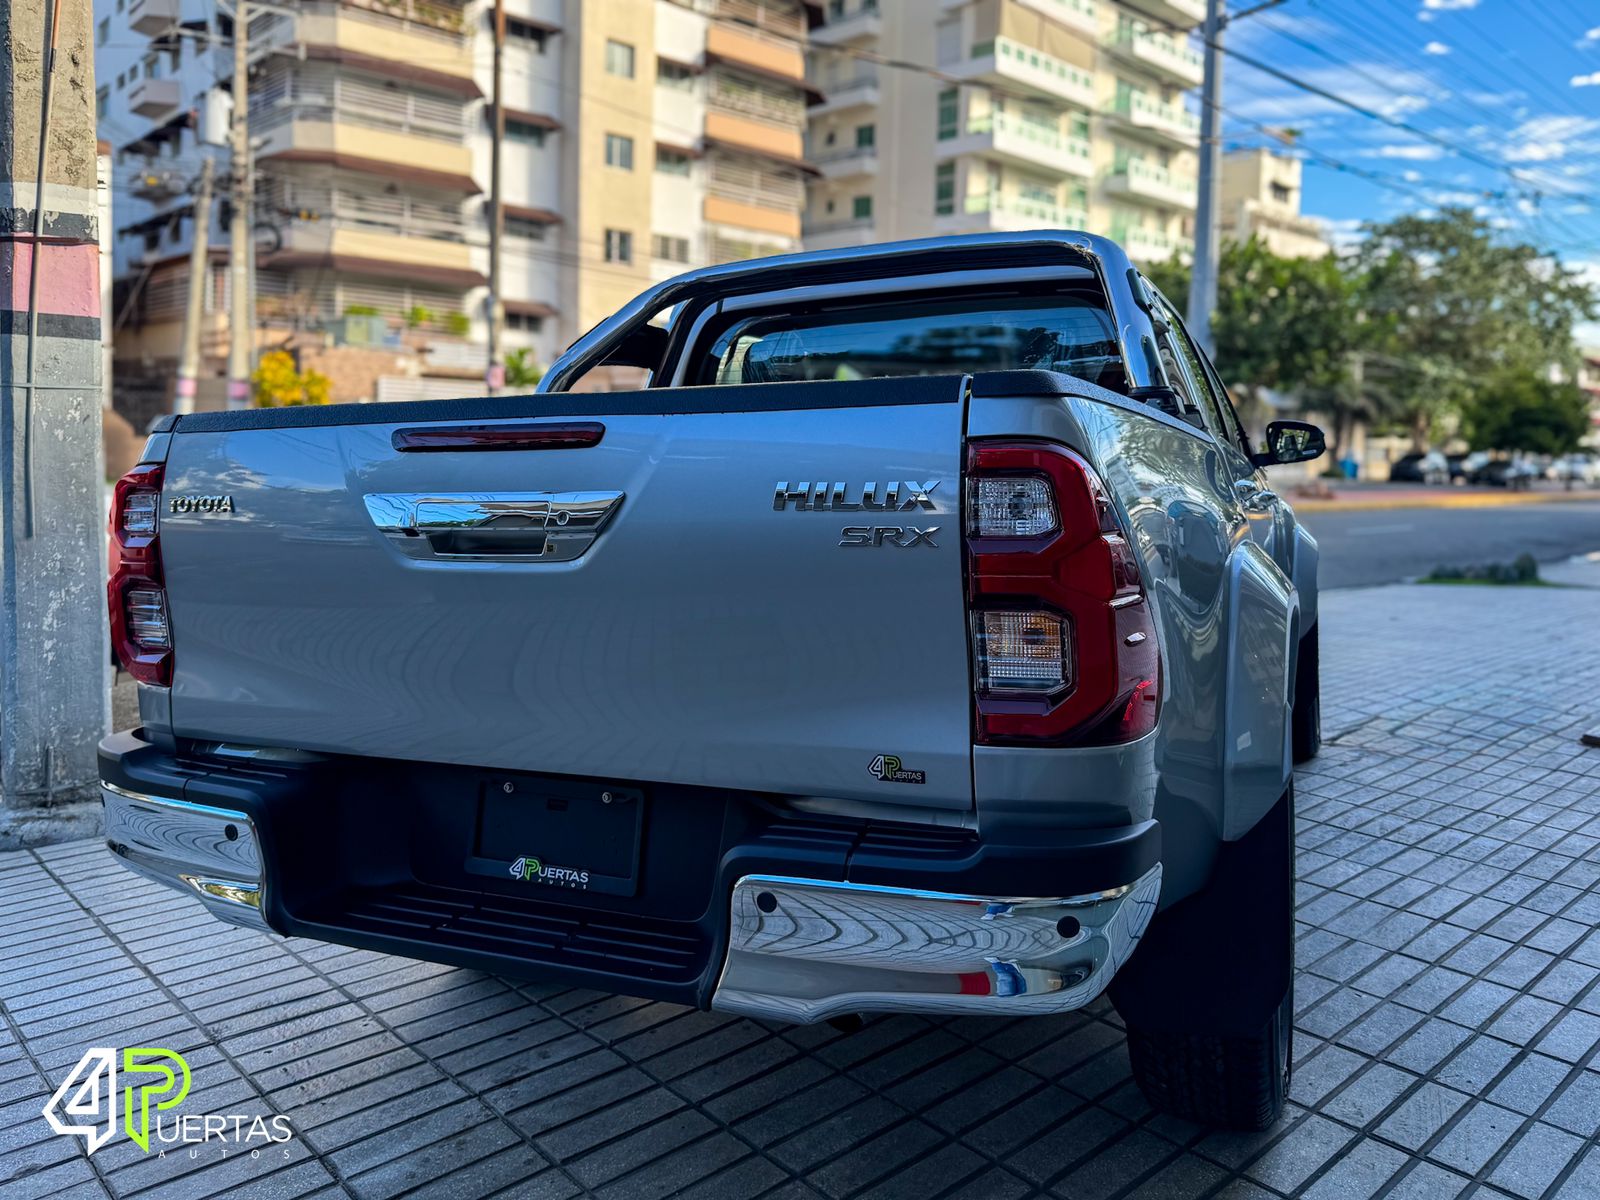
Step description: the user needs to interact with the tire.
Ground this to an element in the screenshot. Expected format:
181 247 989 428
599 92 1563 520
1292 624 1321 764
1113 784 1295 1131
1125 987 1293 1132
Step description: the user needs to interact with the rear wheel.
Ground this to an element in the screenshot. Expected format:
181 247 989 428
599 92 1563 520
1113 784 1295 1131
1292 624 1320 764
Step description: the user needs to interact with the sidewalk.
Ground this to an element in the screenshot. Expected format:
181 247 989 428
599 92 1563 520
1290 482 1600 514
5 574 1600 1199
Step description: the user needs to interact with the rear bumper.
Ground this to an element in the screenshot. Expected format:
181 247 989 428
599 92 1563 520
714 868 1162 1023
102 781 269 933
99 729 1161 1021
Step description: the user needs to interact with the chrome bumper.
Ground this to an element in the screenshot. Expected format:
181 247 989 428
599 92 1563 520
711 865 1162 1023
100 782 271 932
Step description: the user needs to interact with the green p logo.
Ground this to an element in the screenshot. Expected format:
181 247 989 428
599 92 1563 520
122 1048 190 1151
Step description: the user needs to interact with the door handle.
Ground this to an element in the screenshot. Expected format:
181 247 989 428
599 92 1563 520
364 491 625 562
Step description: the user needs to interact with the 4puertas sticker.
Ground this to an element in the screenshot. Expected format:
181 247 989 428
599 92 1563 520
42 1047 293 1158
868 754 926 785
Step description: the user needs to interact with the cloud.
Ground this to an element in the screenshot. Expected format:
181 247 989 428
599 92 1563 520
1499 114 1600 162
1424 41 1450 55
1421 0 1477 8
1580 27 1600 47
1361 144 1446 160
1573 72 1600 87
1227 62 1442 125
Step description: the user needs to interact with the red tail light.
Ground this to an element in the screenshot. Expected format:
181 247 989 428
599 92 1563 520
964 440 1159 745
108 463 173 686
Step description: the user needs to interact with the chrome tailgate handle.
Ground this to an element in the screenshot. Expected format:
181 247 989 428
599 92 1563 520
364 491 624 562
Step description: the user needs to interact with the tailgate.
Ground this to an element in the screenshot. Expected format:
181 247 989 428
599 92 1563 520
158 378 974 810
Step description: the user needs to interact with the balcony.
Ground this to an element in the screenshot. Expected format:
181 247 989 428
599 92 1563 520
811 6 882 45
1108 28 1204 87
1112 222 1192 264
941 111 1092 178
952 37 1096 110
810 68 880 116
1105 158 1197 209
811 144 878 180
129 77 180 119
253 99 478 193
1110 92 1200 147
1134 0 1206 29
706 22 806 82
802 216 878 249
937 192 1088 235
248 1 473 85
1015 0 1098 35
129 0 179 36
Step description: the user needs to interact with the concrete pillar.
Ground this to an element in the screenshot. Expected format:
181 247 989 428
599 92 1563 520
0 0 110 838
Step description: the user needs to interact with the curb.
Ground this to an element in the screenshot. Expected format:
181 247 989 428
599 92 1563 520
1291 491 1600 514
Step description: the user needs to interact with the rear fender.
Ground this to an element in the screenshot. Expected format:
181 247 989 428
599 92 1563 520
1222 543 1295 841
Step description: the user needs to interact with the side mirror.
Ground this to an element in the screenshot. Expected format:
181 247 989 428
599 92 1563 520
1253 420 1326 468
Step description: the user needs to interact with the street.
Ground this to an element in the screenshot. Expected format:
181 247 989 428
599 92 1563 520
1301 499 1600 589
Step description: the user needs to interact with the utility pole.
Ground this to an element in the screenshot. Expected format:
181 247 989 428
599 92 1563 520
1188 0 1225 356
227 0 253 408
174 156 215 414
486 0 505 394
0 0 111 831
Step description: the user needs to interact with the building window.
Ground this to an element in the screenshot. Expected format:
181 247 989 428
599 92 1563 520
96 86 109 119
605 39 636 78
505 216 548 240
506 118 547 146
853 195 873 220
506 16 548 50
605 228 633 263
96 18 108 45
828 0 844 16
506 311 544 334
936 89 959 140
855 124 875 149
935 162 955 215
128 61 139 81
1270 182 1292 204
652 233 690 263
655 147 692 176
144 53 161 79
658 58 695 90
605 133 634 169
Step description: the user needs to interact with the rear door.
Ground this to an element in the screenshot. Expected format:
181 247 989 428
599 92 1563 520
157 379 974 810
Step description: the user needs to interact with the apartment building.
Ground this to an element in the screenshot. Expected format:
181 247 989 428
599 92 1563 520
96 0 813 407
804 0 1204 266
1219 146 1330 259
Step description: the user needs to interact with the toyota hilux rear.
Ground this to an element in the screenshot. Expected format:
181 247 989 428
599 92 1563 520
103 232 1313 1130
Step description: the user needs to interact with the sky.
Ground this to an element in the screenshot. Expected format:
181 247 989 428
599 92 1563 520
1217 0 1600 339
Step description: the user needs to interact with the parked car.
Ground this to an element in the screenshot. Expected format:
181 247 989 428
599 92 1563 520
1450 450 1488 484
1389 450 1450 485
1547 453 1599 486
1470 457 1539 489
100 233 1323 1131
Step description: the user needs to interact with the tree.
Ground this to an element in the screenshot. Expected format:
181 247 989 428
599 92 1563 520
1352 207 1598 449
1145 238 1380 454
1461 373 1590 456
504 348 544 389
252 350 331 407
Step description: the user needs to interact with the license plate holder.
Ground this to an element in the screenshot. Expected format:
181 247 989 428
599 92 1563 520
466 777 645 897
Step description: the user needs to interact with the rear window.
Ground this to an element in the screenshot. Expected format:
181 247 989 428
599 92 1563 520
696 291 1126 393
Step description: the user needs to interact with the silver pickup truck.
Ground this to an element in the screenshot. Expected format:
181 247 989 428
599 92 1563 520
101 232 1324 1130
